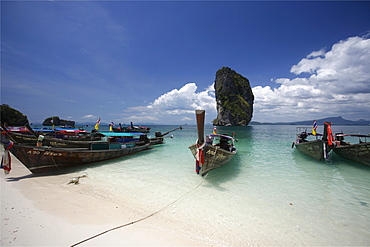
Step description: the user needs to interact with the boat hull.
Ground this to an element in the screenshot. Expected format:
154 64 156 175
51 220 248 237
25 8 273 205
333 142 370 167
7 131 103 148
8 143 151 174
149 137 164 145
189 144 236 176
294 139 332 160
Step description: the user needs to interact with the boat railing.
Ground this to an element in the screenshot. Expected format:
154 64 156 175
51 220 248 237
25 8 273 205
295 127 322 141
334 132 370 144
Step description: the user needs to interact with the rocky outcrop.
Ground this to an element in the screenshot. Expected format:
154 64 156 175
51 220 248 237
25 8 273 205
213 67 254 126
1 104 29 126
43 116 75 127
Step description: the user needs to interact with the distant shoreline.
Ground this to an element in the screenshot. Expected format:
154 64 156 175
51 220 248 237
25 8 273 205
27 115 370 127
249 122 370 126
250 116 370 126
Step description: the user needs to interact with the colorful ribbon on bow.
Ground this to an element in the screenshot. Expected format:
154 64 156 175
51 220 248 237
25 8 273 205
1 141 14 174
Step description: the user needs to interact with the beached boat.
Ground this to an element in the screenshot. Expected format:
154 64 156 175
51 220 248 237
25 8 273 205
113 122 151 133
333 134 370 167
3 123 98 139
4 124 157 147
6 125 91 139
6 129 104 148
3 141 151 174
2 124 103 148
188 110 237 176
292 122 335 160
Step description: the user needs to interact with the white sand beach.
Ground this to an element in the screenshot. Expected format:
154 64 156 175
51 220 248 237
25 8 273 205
1 152 209 246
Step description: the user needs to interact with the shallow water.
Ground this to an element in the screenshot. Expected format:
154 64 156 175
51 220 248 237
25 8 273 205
64 125 370 245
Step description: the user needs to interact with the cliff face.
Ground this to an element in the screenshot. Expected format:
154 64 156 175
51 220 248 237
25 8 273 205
213 67 254 126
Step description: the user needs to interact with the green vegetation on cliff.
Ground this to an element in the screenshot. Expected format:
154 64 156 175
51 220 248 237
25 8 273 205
43 116 75 126
0 104 29 126
213 67 254 126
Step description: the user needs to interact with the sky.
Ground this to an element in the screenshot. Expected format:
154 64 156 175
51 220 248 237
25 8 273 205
1 1 370 125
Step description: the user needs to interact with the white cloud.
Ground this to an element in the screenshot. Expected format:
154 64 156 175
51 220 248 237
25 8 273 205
127 115 159 122
147 83 216 115
119 83 217 124
82 115 96 119
65 99 77 103
307 49 326 58
253 35 370 122
181 116 192 121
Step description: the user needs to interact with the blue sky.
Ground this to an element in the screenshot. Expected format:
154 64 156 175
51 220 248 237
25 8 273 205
2 1 370 125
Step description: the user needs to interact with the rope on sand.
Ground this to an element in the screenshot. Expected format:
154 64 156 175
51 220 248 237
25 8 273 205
70 174 208 247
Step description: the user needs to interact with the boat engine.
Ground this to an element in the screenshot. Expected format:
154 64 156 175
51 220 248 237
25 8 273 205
155 132 163 137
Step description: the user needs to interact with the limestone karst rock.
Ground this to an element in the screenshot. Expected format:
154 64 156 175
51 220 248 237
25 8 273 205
213 67 254 126
43 116 75 127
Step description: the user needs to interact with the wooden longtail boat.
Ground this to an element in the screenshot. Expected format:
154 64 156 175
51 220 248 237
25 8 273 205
113 122 151 133
4 123 171 148
333 134 370 167
149 126 183 145
188 110 237 176
4 124 164 148
6 130 104 148
292 122 334 160
3 124 102 146
6 125 92 139
3 142 151 174
294 138 331 160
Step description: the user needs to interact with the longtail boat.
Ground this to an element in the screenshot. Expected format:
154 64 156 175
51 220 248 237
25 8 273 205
150 126 183 145
3 123 171 148
333 133 370 167
5 125 92 139
113 122 151 133
2 124 103 148
292 121 334 160
6 130 104 148
188 110 237 176
6 124 150 146
2 141 151 174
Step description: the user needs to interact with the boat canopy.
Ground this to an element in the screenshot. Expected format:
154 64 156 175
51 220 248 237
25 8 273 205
6 127 29 131
336 134 370 138
208 134 233 139
100 132 146 137
5 127 88 133
54 128 88 133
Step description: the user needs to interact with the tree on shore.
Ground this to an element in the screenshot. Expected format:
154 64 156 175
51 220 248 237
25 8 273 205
0 104 29 126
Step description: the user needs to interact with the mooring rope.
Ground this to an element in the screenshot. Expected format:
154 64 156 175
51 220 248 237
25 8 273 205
49 148 61 171
70 173 208 247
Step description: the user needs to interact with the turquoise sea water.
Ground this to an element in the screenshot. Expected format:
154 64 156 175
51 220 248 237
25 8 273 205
69 125 369 245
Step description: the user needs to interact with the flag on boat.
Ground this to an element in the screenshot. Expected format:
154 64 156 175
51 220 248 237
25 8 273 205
195 143 205 174
312 120 317 135
324 122 334 145
95 117 101 130
109 121 114 131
